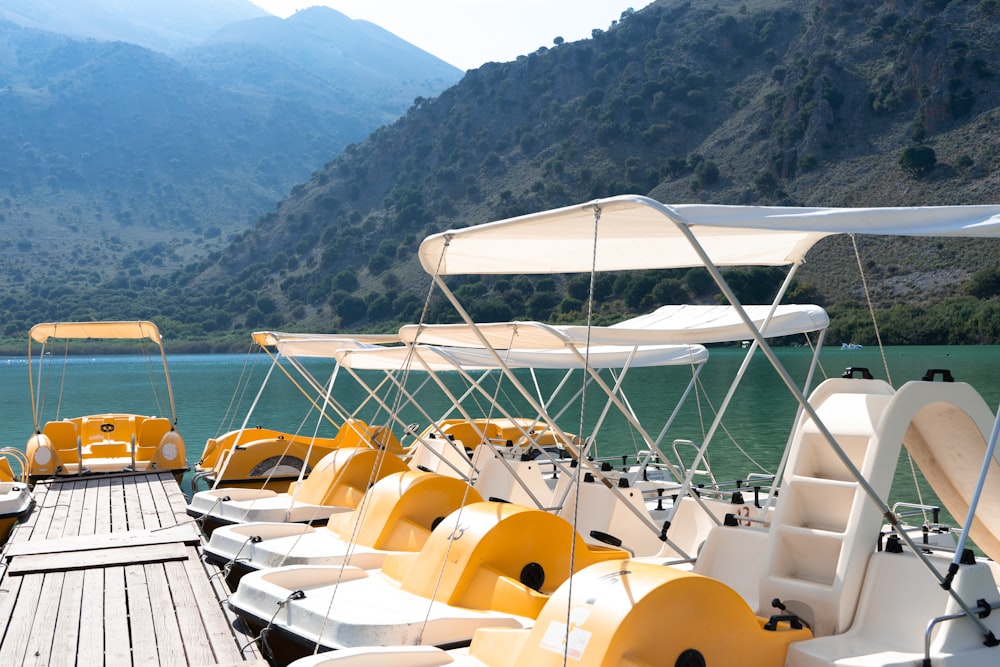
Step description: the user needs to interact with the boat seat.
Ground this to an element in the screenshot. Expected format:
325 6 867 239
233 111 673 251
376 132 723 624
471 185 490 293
406 432 475 479
437 419 502 449
42 420 80 462
692 524 769 611
135 417 172 459
657 495 740 560
80 415 135 445
470 445 556 509
551 472 666 558
334 420 404 455
138 417 171 443
290 447 410 507
785 551 950 666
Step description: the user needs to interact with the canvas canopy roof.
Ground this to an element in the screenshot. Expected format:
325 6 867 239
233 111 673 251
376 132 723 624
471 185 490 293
30 321 163 345
398 304 827 349
418 195 1000 275
332 342 708 372
253 331 401 357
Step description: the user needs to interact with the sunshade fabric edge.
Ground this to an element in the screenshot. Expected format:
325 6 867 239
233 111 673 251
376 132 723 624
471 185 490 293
30 321 163 344
418 195 1000 276
335 343 709 371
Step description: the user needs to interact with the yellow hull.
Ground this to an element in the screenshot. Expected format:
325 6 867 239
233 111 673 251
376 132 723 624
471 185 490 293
192 419 402 492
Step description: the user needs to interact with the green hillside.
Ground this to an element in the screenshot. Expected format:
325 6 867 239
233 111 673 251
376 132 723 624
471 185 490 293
4 0 1000 348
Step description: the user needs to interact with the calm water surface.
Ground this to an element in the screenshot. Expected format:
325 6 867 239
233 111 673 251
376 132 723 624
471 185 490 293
2 345 997 509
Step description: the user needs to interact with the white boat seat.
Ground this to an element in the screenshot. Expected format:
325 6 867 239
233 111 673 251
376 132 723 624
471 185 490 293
785 551 949 666
692 524 769 611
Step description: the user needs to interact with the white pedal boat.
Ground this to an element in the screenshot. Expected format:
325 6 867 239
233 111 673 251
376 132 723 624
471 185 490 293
204 470 482 585
229 500 627 662
186 446 409 535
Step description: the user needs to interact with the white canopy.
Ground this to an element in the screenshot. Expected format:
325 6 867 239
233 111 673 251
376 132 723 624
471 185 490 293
30 321 163 344
418 195 1000 275
334 342 708 371
254 331 401 358
399 304 827 349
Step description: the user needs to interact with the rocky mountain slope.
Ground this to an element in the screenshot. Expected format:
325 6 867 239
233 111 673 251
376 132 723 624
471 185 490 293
4 0 1000 347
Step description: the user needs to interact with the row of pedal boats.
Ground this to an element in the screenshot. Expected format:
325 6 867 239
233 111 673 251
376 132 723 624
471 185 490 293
9 195 1000 666
185 370 1000 667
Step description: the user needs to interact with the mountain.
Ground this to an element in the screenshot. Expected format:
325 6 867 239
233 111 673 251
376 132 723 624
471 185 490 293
0 6 462 291
0 0 267 52
188 7 462 126
3 0 1000 348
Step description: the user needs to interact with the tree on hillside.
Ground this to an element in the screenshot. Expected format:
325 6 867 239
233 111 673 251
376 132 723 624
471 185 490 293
899 144 936 174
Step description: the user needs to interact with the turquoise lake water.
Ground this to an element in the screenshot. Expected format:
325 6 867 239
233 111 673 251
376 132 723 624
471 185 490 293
3 344 998 513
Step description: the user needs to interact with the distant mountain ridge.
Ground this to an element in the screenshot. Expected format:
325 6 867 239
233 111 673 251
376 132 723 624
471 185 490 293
0 0 267 51
192 7 461 122
0 2 462 290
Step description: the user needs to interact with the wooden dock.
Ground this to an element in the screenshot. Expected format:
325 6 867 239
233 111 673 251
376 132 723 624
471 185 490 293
0 471 268 666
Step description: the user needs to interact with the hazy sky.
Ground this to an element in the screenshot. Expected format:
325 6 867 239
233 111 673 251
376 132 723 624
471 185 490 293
250 1 641 71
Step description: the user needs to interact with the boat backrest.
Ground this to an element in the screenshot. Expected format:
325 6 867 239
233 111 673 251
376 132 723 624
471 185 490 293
137 417 172 448
469 445 556 509
80 415 136 444
551 473 666 558
437 419 502 448
42 420 80 461
785 550 952 665
855 551 948 647
329 471 483 552
405 431 476 479
659 495 754 560
294 447 409 507
693 524 769 611
332 419 403 455
383 501 626 619
330 418 371 448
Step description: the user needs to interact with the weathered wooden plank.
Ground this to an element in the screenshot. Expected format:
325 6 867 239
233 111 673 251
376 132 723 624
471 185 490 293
44 481 71 539
135 475 163 530
27 482 60 543
162 559 216 665
59 479 86 538
21 571 63 666
144 561 188 667
77 567 106 666
160 472 191 522
132 474 157 531
123 473 145 531
76 476 103 537
4 524 201 558
125 563 159 664
149 472 185 528
181 547 255 664
95 475 113 535
110 477 129 532
0 572 26 647
104 566 133 666
7 542 188 575
60 482 81 538
47 569 84 667
0 572 44 664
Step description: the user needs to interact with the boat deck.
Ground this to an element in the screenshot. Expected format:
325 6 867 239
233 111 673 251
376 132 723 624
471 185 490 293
0 470 267 666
